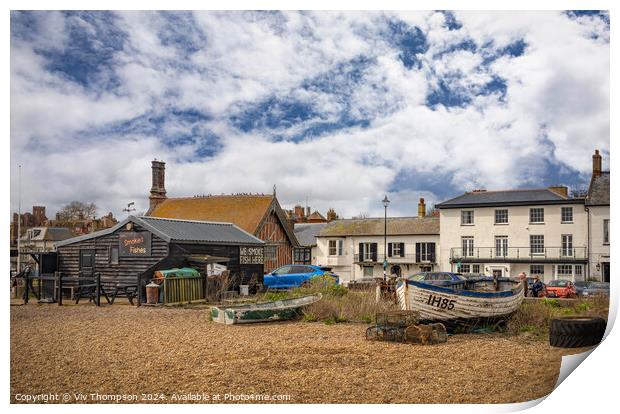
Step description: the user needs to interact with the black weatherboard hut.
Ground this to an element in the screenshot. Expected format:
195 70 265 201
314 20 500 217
54 216 265 304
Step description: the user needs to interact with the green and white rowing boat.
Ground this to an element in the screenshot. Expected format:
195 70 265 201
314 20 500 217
210 294 322 325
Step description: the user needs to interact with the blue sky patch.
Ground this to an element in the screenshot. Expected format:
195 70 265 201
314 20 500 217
385 20 429 69
229 55 386 141
439 11 463 31
566 10 610 26
36 12 126 90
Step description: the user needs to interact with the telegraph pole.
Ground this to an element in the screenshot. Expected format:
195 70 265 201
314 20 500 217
17 164 22 273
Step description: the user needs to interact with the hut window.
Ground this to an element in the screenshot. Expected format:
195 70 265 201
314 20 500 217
264 245 277 260
110 246 119 264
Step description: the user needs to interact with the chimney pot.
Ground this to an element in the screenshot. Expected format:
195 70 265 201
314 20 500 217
148 160 167 214
592 149 602 177
418 197 426 218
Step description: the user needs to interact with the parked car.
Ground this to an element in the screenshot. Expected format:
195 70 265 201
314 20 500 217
407 272 467 286
574 281 610 297
264 265 339 289
526 277 548 297
545 279 577 298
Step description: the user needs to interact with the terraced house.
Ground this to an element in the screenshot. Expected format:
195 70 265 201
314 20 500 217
314 199 440 285
585 150 610 282
436 150 610 283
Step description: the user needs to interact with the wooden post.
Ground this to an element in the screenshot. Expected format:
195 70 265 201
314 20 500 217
23 273 30 305
136 274 142 307
96 272 101 307
204 272 208 302
57 271 63 306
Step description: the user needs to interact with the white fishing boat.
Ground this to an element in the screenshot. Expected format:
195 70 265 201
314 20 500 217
396 272 524 329
210 294 322 325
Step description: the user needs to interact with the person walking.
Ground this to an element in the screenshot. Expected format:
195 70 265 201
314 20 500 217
519 272 528 297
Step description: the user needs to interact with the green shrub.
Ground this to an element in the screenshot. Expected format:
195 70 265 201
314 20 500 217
542 298 560 307
303 312 318 322
575 302 590 313
261 291 291 302
507 296 609 339
360 314 373 324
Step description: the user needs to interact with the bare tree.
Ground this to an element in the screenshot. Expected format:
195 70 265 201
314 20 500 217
353 212 369 219
326 208 339 221
57 201 98 221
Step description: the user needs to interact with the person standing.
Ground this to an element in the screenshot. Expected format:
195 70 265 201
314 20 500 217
532 276 544 298
519 272 528 297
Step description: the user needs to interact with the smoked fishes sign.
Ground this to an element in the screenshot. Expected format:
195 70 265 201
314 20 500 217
119 232 152 257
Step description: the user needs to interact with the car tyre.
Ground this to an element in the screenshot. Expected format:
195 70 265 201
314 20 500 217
549 316 606 348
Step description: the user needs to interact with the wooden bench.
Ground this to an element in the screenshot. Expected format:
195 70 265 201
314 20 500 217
108 285 138 305
73 283 111 305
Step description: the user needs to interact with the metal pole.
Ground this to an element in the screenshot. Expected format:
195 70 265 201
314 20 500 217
384 203 387 281
17 165 21 274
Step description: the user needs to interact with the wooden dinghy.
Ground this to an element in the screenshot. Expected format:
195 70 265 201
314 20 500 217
396 277 524 329
211 294 322 325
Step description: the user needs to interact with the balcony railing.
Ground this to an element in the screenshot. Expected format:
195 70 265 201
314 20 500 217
353 254 435 264
450 247 587 261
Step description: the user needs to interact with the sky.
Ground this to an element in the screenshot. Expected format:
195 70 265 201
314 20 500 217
10 10 610 219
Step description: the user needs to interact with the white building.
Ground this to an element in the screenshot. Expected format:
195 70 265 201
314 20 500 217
293 222 328 265
435 150 610 283
436 188 586 282
315 200 439 285
585 150 610 282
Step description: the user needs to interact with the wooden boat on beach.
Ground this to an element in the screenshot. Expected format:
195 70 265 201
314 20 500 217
396 273 524 329
211 294 322 325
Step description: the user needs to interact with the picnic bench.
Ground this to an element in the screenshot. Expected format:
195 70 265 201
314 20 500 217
107 284 138 305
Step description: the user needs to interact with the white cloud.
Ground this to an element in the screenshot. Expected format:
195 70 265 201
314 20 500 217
10 11 609 220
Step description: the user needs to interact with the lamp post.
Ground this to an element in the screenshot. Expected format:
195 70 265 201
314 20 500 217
382 195 390 281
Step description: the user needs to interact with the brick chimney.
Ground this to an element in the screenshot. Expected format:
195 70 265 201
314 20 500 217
294 204 305 221
418 198 426 218
148 160 167 213
548 185 568 198
592 149 602 178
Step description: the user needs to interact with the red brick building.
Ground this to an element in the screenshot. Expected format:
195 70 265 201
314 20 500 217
145 161 298 272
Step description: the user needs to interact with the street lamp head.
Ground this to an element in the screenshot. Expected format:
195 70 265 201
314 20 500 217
382 195 390 208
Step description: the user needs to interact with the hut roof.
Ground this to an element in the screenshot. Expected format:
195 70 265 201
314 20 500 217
149 195 274 234
55 216 264 247
148 194 298 246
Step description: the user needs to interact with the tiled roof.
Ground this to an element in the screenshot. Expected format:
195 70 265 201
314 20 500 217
56 216 264 247
307 211 327 221
21 227 74 242
318 217 439 237
436 188 581 208
45 227 75 241
294 223 328 246
150 195 274 234
586 172 610 206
